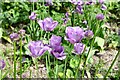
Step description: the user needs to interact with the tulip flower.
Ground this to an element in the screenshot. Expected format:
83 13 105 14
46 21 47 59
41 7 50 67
65 27 84 44
51 46 66 60
0 60 5 70
74 43 85 55
98 0 104 4
85 30 94 38
38 17 58 32
29 12 36 20
49 35 62 48
10 33 19 41
101 4 107 10
69 0 83 5
28 41 49 57
76 5 83 14
96 13 104 20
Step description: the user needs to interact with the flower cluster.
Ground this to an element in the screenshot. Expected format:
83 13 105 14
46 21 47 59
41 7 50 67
28 35 66 60
49 35 66 60
28 14 95 59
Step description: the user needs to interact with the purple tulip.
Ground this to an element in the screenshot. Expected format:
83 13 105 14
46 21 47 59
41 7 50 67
76 5 83 14
10 33 19 41
98 0 104 4
18 29 25 35
51 46 66 60
62 12 70 25
85 0 93 5
74 43 85 55
0 60 5 70
38 17 58 32
96 13 104 20
65 27 84 44
69 0 83 5
29 0 38 2
62 18 69 25
101 4 107 10
85 30 94 38
45 0 53 6
49 35 62 48
83 20 87 25
28 41 49 57
29 12 36 20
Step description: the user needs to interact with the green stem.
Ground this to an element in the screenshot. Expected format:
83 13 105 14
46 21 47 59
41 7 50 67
0 70 2 80
30 69 32 78
35 58 39 78
64 57 67 78
14 41 16 79
104 50 120 79
63 44 71 78
20 36 22 79
55 60 58 78
75 54 83 78
48 53 51 75
82 21 100 77
71 11 74 27
40 30 43 40
46 56 49 78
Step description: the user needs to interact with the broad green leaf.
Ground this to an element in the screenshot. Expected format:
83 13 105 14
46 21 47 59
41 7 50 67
70 57 79 68
58 72 64 78
109 41 118 48
96 74 103 78
2 36 12 43
95 37 105 49
86 49 97 64
66 69 74 78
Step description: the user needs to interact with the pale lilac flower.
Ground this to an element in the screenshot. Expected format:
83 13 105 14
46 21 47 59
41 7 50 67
69 0 83 5
83 20 87 25
65 12 69 18
85 30 94 38
74 43 85 55
76 5 83 14
96 13 104 20
29 12 36 20
29 0 38 2
0 60 5 70
28 41 49 57
49 35 62 48
85 1 93 5
65 27 84 44
18 29 25 35
51 46 66 60
98 0 104 4
38 17 58 31
62 12 70 25
45 0 53 6
10 33 19 41
101 4 107 10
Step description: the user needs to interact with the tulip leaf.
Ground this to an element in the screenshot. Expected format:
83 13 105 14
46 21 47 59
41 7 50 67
70 57 79 68
0 28 3 39
95 37 105 49
2 36 12 44
86 49 97 64
58 72 64 78
66 69 74 78
96 74 103 78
